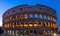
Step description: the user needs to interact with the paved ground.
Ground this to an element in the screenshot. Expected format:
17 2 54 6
0 33 60 36
1 33 11 36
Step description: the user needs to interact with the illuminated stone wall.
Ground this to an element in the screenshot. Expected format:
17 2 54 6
3 4 58 36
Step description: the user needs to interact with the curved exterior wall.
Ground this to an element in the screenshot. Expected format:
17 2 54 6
3 4 58 36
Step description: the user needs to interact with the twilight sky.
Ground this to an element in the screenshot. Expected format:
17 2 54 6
0 0 60 27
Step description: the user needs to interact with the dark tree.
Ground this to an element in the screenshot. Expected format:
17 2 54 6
0 28 4 34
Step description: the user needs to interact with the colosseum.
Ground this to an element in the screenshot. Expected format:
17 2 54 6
3 4 58 36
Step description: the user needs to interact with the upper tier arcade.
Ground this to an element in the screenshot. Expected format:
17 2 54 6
3 4 56 18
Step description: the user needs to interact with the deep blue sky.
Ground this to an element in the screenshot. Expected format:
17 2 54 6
0 0 60 27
